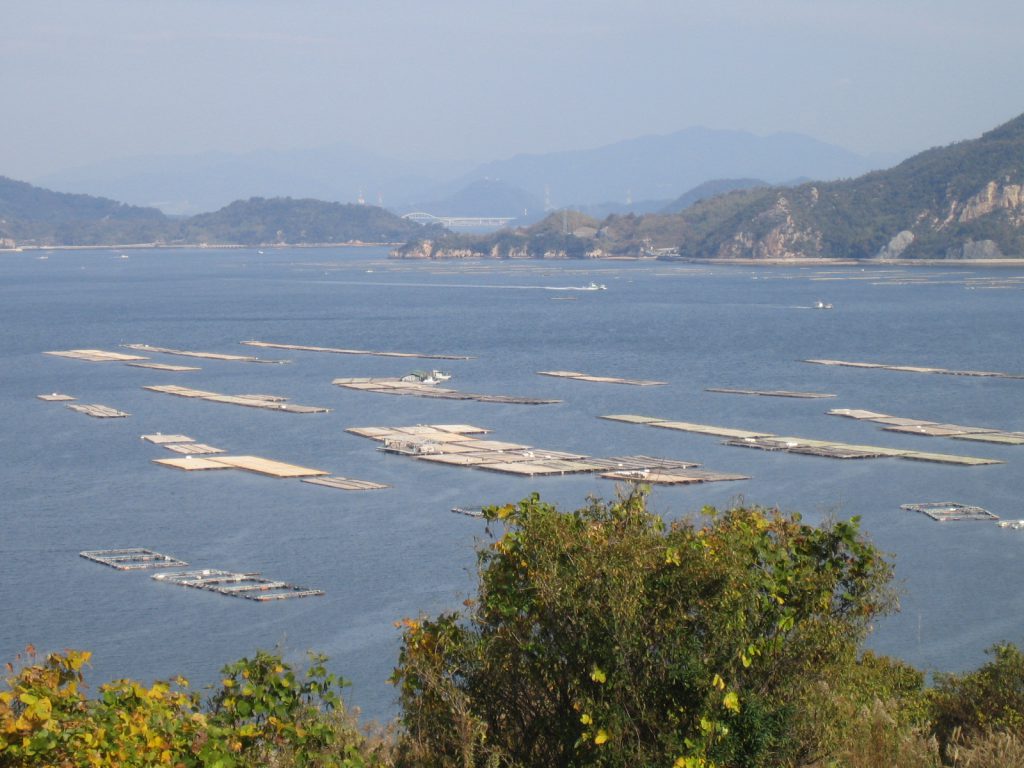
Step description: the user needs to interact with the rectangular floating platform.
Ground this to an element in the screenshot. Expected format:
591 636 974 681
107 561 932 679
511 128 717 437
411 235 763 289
537 370 667 386
153 454 328 477
242 340 474 360
204 455 329 478
142 433 194 444
828 408 1024 445
162 443 225 455
804 359 1024 380
37 393 76 401
152 569 323 601
301 476 390 491
46 349 148 362
153 456 234 471
602 414 1002 466
601 468 750 484
706 388 836 399
347 424 745 486
66 403 129 418
333 377 558 405
123 344 288 364
900 502 999 522
80 548 188 570
125 362 201 372
144 385 330 413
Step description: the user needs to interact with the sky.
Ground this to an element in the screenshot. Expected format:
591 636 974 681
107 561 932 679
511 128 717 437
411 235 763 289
3 0 1024 181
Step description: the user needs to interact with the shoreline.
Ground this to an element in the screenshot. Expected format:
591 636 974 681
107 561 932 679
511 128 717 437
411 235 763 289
1 241 404 252
3 244 1022 267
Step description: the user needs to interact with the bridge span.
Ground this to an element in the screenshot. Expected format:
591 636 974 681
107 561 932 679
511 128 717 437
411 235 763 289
402 212 516 228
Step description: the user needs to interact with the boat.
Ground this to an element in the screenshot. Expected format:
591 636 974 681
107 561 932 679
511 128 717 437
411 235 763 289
814 301 833 309
400 369 452 384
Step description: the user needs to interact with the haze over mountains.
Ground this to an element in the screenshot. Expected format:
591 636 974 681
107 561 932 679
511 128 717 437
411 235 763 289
36 127 896 218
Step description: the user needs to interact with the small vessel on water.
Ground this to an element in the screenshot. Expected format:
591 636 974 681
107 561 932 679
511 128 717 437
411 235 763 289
400 369 452 384
814 301 833 309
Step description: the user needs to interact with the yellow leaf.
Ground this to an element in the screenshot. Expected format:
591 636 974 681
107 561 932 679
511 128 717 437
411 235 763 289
712 673 725 690
723 691 740 714
580 713 592 725
594 728 609 745
590 666 607 684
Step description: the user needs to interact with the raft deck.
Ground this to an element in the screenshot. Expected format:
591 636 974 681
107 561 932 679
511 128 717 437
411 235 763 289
144 384 329 413
242 340 474 360
538 370 666 386
333 377 559 405
347 424 746 485
601 414 1002 466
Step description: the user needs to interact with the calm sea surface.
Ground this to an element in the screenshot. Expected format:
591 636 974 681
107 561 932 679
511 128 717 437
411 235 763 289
2 247 1023 719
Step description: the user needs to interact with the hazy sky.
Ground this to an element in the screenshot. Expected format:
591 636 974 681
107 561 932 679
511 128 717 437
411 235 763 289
3 0 1023 180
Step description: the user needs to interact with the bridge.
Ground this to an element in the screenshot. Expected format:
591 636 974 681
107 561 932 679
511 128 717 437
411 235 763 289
402 212 517 228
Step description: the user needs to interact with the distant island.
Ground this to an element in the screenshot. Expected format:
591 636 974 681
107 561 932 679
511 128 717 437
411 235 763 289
5 111 1024 259
394 111 1024 261
0 178 441 248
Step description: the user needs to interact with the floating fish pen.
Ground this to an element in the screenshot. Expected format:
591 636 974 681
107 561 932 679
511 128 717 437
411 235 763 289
80 548 188 570
242 340 474 360
537 370 667 386
804 359 1024 380
706 388 836 399
37 393 76 401
66 403 130 418
144 384 329 413
601 414 1002 466
123 344 288 364
900 502 998 522
451 506 485 518
45 349 148 362
348 424 746 485
152 569 323 601
126 362 200 372
827 408 1024 445
301 476 390 491
333 377 559 405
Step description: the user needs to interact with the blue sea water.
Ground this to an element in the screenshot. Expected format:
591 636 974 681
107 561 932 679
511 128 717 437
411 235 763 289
2 247 1023 720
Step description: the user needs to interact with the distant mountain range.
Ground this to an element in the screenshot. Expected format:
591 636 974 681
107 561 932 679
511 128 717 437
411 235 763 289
395 112 1024 261
0 176 436 247
33 127 894 217
453 127 891 208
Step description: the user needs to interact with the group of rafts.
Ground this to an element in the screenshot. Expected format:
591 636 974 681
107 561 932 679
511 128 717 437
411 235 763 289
46 343 1024 599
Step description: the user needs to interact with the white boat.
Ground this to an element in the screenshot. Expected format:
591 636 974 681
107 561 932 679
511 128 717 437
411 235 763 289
814 301 833 309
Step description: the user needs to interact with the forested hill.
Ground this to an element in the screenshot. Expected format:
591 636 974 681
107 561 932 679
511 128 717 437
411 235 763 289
0 178 434 246
673 111 1024 259
396 112 1024 261
180 197 436 246
0 175 167 245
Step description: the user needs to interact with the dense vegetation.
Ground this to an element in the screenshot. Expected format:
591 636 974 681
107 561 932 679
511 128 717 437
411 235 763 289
397 112 1024 260
0 177 436 246
6 491 1024 766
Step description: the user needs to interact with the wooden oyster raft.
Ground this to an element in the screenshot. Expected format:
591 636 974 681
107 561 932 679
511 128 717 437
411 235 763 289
601 414 1003 466
347 424 747 485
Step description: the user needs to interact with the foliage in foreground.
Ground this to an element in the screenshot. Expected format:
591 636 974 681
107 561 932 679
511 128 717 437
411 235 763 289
0 646 384 767
393 491 899 767
6 492 1024 767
